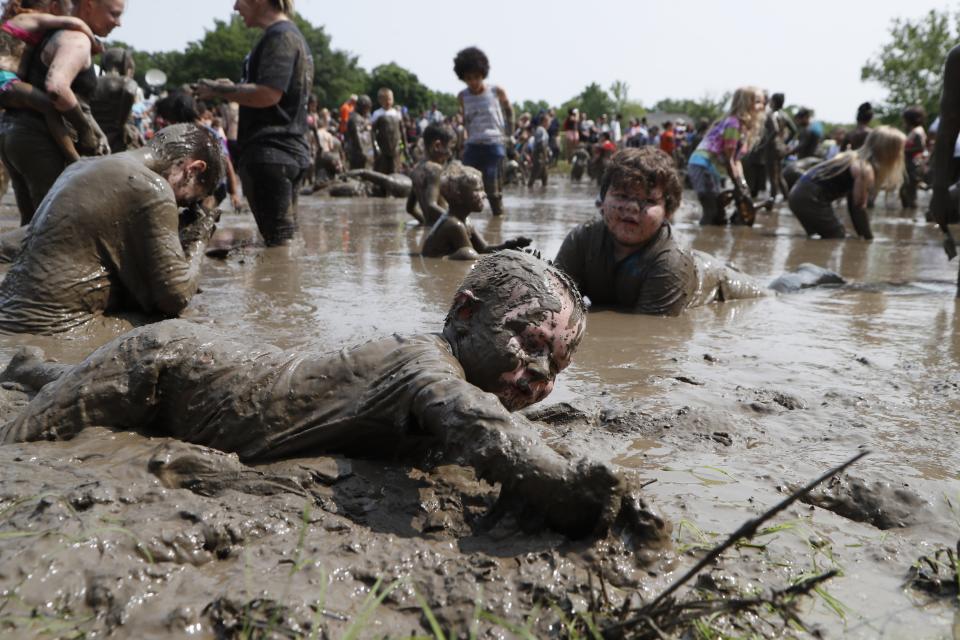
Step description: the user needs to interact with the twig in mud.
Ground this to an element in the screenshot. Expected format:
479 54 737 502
607 450 868 635
907 539 960 599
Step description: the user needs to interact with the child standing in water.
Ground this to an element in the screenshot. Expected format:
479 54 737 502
454 46 514 216
687 86 765 225
0 0 102 162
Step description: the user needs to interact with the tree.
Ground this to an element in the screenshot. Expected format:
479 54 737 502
566 83 613 120
609 80 630 115
861 9 954 124
515 99 551 117
653 94 729 123
366 63 431 112
107 14 370 109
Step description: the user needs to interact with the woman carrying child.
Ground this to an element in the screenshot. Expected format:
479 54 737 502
0 0 119 225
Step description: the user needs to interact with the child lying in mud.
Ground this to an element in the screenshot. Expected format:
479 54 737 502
555 147 842 314
0 250 666 541
421 163 530 259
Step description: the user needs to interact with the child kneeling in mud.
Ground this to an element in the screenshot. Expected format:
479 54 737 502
0 250 666 542
555 147 843 315
421 162 530 259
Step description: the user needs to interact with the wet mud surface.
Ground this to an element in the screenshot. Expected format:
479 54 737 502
0 184 959 637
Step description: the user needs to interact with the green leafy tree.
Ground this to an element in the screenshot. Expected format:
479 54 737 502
654 94 729 123
565 83 613 120
609 80 630 115
515 99 551 117
366 62 431 112
861 9 954 124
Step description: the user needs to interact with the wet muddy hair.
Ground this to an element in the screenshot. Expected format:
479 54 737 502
423 122 454 147
453 47 490 80
448 249 586 333
1 0 64 20
149 123 226 195
100 47 133 76
856 102 874 124
154 91 199 125
439 161 482 203
600 147 683 215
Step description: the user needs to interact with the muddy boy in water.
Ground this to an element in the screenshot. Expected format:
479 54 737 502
0 123 226 334
421 163 530 259
1 250 665 540
555 147 841 314
405 122 454 225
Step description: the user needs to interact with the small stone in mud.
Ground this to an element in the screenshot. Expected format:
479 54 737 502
703 353 718 363
673 375 704 386
856 356 871 366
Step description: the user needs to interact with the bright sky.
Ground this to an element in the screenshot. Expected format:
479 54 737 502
111 0 958 122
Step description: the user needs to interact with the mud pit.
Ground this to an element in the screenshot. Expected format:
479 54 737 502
0 183 959 637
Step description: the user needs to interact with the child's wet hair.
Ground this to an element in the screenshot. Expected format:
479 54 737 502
599 147 683 214
453 47 490 80
423 122 454 148
439 162 482 203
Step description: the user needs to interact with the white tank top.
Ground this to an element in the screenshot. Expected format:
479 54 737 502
459 84 505 145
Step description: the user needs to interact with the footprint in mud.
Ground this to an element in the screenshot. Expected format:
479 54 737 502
798 473 933 529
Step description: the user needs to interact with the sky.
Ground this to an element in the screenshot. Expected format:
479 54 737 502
110 0 958 123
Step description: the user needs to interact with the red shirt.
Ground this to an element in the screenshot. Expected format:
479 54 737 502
601 140 616 153
659 130 676 154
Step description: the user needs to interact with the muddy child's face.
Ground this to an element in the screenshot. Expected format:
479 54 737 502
601 184 666 248
455 279 584 412
491 289 584 411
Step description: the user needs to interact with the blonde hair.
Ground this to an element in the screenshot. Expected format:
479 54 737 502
269 0 294 13
808 125 905 190
726 86 765 151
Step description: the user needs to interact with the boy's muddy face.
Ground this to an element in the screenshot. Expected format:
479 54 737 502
457 279 585 412
600 185 666 248
464 177 486 213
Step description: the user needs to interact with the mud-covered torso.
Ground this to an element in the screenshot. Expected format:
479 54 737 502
373 114 402 156
554 219 698 315
90 75 138 153
154 328 474 461
0 155 186 333
238 20 314 167
421 215 472 257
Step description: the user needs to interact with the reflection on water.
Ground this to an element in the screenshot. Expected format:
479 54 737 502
0 181 958 638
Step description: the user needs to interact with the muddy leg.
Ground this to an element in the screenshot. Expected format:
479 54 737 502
0 322 198 443
239 162 301 246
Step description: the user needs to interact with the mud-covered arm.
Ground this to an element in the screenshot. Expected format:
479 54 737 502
554 228 587 290
418 169 447 224
405 190 423 223
411 375 622 537
634 250 692 315
932 44 960 224
133 198 216 317
495 86 514 139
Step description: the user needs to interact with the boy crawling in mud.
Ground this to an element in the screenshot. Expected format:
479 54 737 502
1 250 665 540
405 122 454 226
555 147 842 315
421 163 531 260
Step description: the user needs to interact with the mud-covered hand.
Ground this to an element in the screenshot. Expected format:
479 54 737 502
179 204 221 248
195 78 235 101
503 237 532 250
499 459 623 538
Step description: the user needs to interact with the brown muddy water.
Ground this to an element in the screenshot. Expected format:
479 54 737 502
0 181 958 638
